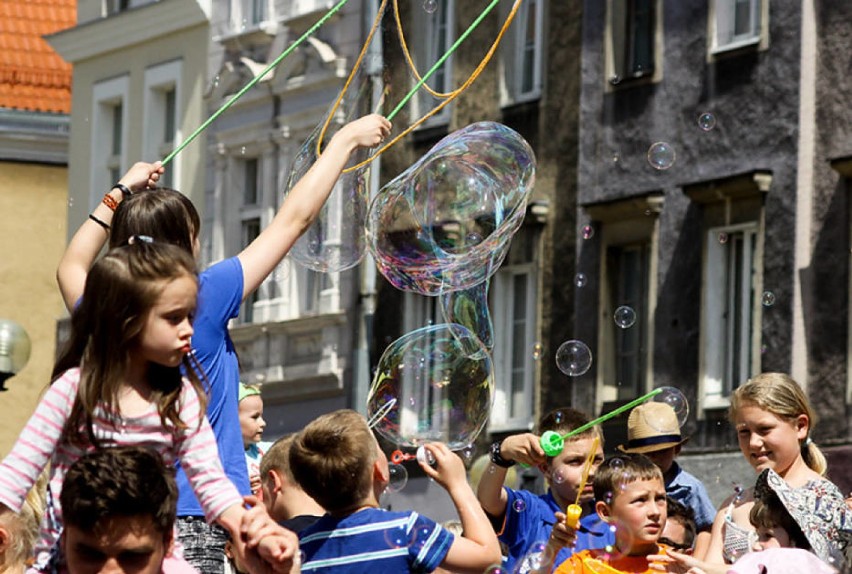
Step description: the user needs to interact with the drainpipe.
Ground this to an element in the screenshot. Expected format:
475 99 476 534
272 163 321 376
352 0 384 414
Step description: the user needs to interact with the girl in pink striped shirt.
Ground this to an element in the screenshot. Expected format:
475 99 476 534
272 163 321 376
0 240 296 573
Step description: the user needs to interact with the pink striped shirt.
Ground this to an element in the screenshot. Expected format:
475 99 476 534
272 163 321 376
0 368 242 571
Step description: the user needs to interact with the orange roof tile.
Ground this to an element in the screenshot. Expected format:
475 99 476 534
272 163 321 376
0 0 75 114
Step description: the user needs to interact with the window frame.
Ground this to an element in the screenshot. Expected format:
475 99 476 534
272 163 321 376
699 222 762 409
143 60 182 189
500 0 545 106
412 0 455 127
708 0 769 56
91 75 129 208
489 262 538 432
604 0 663 89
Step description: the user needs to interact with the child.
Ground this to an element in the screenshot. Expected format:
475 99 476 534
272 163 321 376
288 409 501 572
0 478 42 573
652 468 850 574
60 446 182 574
658 497 697 553
259 435 324 532
0 242 294 573
476 408 614 572
551 453 671 574
699 373 845 565
56 114 391 572
239 383 273 496
617 402 715 552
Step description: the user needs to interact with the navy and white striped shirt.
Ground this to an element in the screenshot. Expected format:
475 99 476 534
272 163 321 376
299 508 454 573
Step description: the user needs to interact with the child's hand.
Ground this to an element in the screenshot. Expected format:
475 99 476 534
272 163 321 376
500 433 546 466
240 496 300 574
334 114 392 150
417 443 466 490
119 161 164 191
647 550 723 574
548 511 578 550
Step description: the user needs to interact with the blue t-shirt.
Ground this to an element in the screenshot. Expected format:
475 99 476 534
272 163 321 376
666 461 717 531
299 508 454 573
499 488 615 573
176 257 251 516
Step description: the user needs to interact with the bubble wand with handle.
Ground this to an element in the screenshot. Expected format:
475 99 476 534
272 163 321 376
564 435 600 529
539 388 664 457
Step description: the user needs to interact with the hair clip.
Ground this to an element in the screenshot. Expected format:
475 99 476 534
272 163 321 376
127 235 154 245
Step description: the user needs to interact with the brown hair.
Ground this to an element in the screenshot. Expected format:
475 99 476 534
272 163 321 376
110 188 200 254
538 407 603 462
260 434 297 485
730 373 827 476
749 492 810 550
289 410 377 513
61 446 178 536
53 241 207 447
593 453 663 504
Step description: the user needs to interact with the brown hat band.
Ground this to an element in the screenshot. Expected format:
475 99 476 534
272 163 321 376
624 434 682 450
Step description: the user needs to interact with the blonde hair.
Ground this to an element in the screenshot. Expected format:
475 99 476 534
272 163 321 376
260 434 296 485
0 473 45 569
730 372 827 476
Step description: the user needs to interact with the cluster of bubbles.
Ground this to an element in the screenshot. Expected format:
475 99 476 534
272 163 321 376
366 122 535 450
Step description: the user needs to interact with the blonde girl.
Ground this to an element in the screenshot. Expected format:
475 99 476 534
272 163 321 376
698 373 840 565
0 241 292 572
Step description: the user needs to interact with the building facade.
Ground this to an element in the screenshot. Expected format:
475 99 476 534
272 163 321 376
0 0 72 455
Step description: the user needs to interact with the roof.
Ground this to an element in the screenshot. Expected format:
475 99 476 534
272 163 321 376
0 0 76 114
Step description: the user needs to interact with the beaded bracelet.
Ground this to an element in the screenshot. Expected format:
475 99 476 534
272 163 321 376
102 193 119 211
112 182 133 199
88 214 110 232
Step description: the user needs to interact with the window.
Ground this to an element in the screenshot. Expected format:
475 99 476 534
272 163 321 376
241 217 261 323
490 264 537 430
586 192 663 411
92 76 129 206
412 0 454 125
144 61 182 189
500 0 544 105
403 293 441 334
702 224 758 401
684 170 770 411
230 0 268 30
237 155 263 323
606 243 649 399
606 0 660 86
104 0 156 16
711 0 766 53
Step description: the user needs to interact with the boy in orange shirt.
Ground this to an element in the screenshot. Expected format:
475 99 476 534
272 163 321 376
551 453 672 574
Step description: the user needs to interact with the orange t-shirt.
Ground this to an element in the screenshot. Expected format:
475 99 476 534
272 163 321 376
554 545 672 574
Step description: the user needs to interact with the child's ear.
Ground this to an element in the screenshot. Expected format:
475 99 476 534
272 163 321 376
595 500 612 522
0 525 9 555
164 529 175 557
374 458 389 485
270 469 284 493
795 414 810 438
536 461 550 477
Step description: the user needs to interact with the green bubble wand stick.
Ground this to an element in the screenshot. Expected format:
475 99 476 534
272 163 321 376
539 388 664 457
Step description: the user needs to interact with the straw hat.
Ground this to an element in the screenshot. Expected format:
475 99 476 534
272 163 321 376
753 468 851 565
617 402 688 454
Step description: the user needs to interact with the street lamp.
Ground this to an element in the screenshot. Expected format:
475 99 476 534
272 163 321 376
0 319 31 391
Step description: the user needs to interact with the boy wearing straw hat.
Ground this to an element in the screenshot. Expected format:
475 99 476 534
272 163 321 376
617 402 716 551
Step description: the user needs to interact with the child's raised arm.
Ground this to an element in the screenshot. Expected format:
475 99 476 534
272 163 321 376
419 443 502 573
476 433 545 518
56 161 163 311
236 113 391 300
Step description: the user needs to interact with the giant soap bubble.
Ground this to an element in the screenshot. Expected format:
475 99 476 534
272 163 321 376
283 76 375 273
366 323 494 450
366 121 535 296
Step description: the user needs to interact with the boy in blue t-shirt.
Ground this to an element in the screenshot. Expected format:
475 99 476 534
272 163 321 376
477 408 615 572
289 409 501 573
